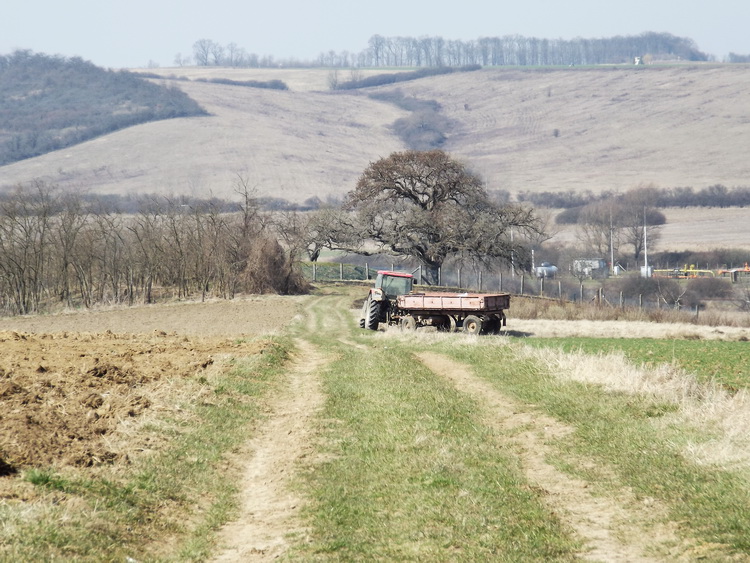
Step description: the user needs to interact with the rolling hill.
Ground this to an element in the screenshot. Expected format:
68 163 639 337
1 64 750 250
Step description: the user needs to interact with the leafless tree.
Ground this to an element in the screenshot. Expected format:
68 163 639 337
0 183 54 314
53 190 89 307
341 150 541 284
192 39 214 66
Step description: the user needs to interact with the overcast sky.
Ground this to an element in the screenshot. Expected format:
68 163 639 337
2 0 748 68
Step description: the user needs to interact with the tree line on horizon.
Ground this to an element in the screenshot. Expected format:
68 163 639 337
187 32 711 69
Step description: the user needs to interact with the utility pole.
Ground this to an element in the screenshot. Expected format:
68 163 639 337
642 206 650 278
609 208 615 275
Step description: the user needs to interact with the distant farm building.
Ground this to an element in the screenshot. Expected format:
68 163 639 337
573 258 609 279
534 262 559 279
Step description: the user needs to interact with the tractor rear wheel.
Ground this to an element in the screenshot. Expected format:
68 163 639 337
364 296 381 330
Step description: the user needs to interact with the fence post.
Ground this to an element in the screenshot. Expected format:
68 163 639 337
499 272 503 291
558 280 562 300
620 291 623 308
340 262 344 281
580 283 583 302
639 294 642 308
438 267 441 286
366 262 369 280
313 263 317 282
419 265 422 285
540 276 544 296
479 271 483 291
521 275 525 295
458 268 462 289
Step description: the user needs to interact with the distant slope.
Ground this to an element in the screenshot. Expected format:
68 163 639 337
0 51 206 166
2 64 749 205
0 73 407 203
397 65 750 196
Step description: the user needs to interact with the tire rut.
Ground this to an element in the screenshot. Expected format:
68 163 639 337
211 338 328 562
416 351 683 562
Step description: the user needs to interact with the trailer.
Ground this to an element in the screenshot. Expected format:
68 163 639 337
395 292 509 334
360 271 510 335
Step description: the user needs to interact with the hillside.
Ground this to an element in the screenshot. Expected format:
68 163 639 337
2 64 749 201
0 52 206 166
2 64 750 250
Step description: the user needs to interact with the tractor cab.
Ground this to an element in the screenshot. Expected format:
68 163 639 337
374 271 414 299
360 271 414 330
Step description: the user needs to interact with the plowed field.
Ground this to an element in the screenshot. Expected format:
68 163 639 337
0 296 300 476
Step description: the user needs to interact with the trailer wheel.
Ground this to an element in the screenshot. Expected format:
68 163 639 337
400 315 417 331
484 317 500 334
439 315 457 332
364 297 380 330
462 315 482 335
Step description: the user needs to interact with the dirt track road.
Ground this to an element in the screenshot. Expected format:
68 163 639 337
1 290 736 560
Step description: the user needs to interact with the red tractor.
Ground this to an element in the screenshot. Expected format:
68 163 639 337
360 271 414 330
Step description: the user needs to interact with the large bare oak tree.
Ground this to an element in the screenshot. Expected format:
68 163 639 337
341 150 540 284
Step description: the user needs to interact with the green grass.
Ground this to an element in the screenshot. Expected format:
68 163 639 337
287 286 750 560
290 338 577 560
523 337 750 389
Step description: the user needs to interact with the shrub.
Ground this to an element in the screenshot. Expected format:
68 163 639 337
368 90 452 150
243 237 309 294
196 77 288 90
554 207 582 224
392 111 450 150
335 65 481 90
687 277 734 299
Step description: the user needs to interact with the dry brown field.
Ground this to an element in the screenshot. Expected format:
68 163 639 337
0 296 301 472
551 206 750 252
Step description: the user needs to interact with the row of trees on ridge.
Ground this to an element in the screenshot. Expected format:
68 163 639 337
188 32 709 69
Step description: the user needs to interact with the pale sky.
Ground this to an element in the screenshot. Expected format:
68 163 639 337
2 0 748 68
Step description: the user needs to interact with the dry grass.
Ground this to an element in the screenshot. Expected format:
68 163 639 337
379 319 750 484
550 206 750 252
522 345 750 473
0 73 407 204
509 295 750 333
131 67 414 93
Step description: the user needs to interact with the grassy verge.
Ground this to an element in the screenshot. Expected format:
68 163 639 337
444 339 750 556
0 336 293 562
292 286 750 558
285 288 750 559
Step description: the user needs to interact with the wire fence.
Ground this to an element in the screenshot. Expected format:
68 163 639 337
299 261 695 313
